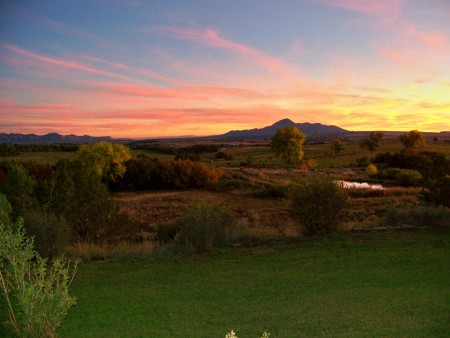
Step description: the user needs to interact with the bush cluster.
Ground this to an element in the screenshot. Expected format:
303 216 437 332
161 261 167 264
421 176 450 207
374 150 449 180
116 155 222 191
174 203 236 253
378 168 423 187
290 176 348 235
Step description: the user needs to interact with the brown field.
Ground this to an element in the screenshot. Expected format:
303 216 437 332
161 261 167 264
114 166 423 241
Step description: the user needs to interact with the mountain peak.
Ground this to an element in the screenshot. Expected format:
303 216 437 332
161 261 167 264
271 118 295 128
221 118 348 139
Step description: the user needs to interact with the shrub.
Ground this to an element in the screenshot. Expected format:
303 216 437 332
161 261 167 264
290 176 348 236
380 168 423 187
0 192 12 225
215 151 234 161
252 184 289 199
175 203 236 253
421 176 450 207
0 220 77 337
365 163 378 175
157 222 182 243
23 211 71 259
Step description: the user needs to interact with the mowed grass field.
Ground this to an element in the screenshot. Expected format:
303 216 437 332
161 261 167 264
59 228 450 338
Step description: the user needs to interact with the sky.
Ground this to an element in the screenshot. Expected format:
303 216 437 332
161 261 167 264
1 0 449 138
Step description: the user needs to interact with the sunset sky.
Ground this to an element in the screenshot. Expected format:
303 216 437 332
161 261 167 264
1 0 449 138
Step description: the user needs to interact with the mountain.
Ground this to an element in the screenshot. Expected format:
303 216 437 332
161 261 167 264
0 132 112 144
220 118 347 139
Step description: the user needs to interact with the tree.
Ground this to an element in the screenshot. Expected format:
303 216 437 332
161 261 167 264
77 141 131 183
360 132 384 151
0 162 37 218
330 139 345 155
50 160 117 240
271 127 306 164
400 130 426 148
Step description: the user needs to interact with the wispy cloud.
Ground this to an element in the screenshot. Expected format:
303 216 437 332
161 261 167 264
310 0 403 18
146 26 300 76
1 44 131 80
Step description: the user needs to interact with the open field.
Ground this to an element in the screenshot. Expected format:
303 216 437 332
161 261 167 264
57 228 450 337
2 139 449 169
1 137 449 337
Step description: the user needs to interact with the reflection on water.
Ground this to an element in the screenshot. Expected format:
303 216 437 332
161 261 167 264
336 180 384 190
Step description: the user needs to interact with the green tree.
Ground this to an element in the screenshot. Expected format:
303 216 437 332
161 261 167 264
0 162 37 217
50 160 117 240
330 139 345 155
77 141 131 182
400 130 426 148
271 127 306 164
360 132 384 151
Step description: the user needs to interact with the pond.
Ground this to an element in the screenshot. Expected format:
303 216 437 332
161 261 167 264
336 180 384 190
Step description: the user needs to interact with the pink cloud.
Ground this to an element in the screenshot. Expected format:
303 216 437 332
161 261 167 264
148 26 298 75
375 20 450 69
78 54 182 86
1 44 136 82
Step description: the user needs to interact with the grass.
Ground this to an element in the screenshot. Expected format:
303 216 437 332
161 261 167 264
57 228 450 337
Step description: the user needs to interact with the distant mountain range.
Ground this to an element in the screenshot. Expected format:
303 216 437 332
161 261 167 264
219 118 347 139
1 120 448 144
0 132 112 144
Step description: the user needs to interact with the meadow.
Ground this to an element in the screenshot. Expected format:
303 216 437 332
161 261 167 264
58 228 450 337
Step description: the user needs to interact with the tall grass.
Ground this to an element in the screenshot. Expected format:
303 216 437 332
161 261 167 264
65 239 159 262
382 206 450 228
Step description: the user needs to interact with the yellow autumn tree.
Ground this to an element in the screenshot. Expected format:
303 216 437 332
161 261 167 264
77 141 131 182
271 126 306 164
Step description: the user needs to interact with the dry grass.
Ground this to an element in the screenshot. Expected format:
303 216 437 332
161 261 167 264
65 239 159 262
114 188 297 238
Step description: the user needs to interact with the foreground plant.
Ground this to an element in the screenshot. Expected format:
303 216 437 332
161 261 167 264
0 220 77 337
226 330 270 338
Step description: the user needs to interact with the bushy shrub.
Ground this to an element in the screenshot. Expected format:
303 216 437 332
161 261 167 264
374 150 449 180
421 176 450 207
252 184 289 199
290 176 348 236
0 192 12 225
175 203 236 253
379 168 423 186
23 211 71 259
0 220 77 337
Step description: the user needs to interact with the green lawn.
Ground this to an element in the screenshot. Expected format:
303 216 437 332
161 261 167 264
58 229 450 337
